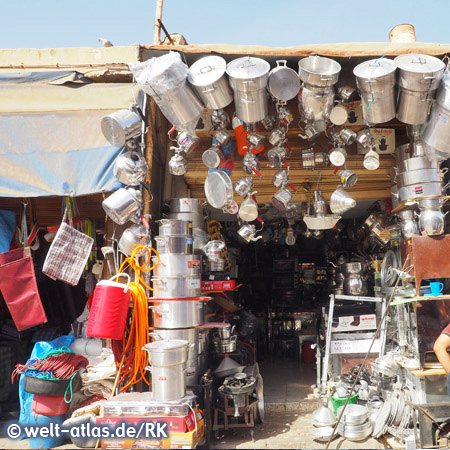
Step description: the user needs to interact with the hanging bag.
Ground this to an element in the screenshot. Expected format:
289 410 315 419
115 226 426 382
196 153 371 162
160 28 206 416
0 203 47 331
42 203 94 286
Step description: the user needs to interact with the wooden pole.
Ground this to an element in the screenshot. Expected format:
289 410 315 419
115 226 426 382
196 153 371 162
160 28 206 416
154 0 164 45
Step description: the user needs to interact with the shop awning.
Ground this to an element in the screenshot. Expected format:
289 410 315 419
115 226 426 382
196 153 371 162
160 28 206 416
0 71 140 197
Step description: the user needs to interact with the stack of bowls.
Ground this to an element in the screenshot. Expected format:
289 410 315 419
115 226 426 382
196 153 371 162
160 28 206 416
167 198 208 254
336 404 372 441
150 218 204 387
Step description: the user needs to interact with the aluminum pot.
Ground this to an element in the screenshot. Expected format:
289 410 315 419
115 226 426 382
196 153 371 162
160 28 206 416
268 60 301 102
418 208 446 236
144 339 188 366
234 177 254 198
101 109 142 147
188 55 233 110
102 187 142 225
398 182 444 202
203 240 226 261
272 188 293 211
343 262 364 276
299 84 335 123
418 198 442 209
337 405 369 425
399 216 419 238
344 275 368 296
158 219 192 236
273 169 289 188
113 151 148 186
267 145 288 166
353 58 397 125
397 155 439 173
298 56 341 87
150 328 198 361
119 224 151 257
154 235 193 254
340 128 357 145
169 198 203 214
268 128 287 147
395 143 412 162
202 145 223 169
242 152 261 176
396 88 435 125
150 298 206 328
247 131 266 149
212 335 237 354
204 259 225 272
152 276 201 298
168 212 204 229
152 254 202 278
339 169 358 188
233 89 269 124
396 168 443 186
214 129 231 146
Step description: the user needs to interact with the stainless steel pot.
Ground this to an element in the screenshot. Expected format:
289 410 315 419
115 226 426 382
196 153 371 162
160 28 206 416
152 276 201 298
268 60 300 102
188 55 233 110
340 128 357 145
101 109 142 147
203 240 226 261
212 335 237 353
343 262 364 276
102 187 142 225
268 128 287 147
418 198 442 209
176 130 200 154
339 169 358 188
397 155 438 173
344 275 368 295
211 109 230 129
247 131 266 149
154 235 193 254
144 339 188 366
168 212 204 229
150 328 198 361
234 89 268 124
337 404 370 425
198 329 209 355
267 145 288 166
398 214 419 238
398 182 444 201
353 58 397 125
150 298 206 328
214 129 231 146
242 152 261 176
158 219 192 236
169 198 203 214
395 143 412 162
234 176 254 198
205 170 233 209
204 259 225 272
113 151 148 186
119 224 151 257
273 169 289 188
418 208 446 236
272 188 293 210
193 228 209 252
396 168 443 186
152 254 202 278
298 56 341 87
202 145 223 169
397 89 435 125
299 84 335 123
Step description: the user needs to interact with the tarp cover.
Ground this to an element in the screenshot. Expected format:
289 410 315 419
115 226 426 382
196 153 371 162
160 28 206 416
0 72 139 197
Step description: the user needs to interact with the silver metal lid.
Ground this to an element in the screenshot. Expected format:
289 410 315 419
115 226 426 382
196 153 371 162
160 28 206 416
188 56 227 86
394 54 445 74
145 339 189 351
226 56 270 80
353 58 396 79
268 62 300 101
205 170 233 209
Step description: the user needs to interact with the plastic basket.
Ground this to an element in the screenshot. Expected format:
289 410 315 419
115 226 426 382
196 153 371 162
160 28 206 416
331 393 358 413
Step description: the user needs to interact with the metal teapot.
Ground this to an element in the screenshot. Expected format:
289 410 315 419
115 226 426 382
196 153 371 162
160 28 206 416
237 222 263 243
119 222 151 256
113 151 148 186
169 149 188 176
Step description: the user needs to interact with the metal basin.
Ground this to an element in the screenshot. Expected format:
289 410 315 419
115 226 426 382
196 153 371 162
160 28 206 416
337 404 369 425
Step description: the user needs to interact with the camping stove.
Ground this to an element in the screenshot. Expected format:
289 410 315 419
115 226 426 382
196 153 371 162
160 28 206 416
218 373 256 417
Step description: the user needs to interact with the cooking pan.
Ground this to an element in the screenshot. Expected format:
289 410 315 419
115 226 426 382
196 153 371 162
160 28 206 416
204 170 233 209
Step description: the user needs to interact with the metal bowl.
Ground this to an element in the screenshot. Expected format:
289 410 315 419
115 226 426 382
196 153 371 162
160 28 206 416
337 404 370 425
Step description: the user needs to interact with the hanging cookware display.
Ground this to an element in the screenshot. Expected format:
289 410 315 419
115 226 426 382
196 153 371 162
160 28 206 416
329 145 347 166
340 128 357 145
202 144 223 169
239 192 259 222
174 129 200 154
423 71 450 161
237 221 264 242
226 56 270 127
268 128 287 147
353 58 397 126
363 149 380 170
267 145 289 166
242 152 262 177
272 186 296 211
101 107 144 147
339 168 358 188
214 129 231 146
102 187 143 225
330 187 356 214
247 131 266 149
303 190 341 230
204 170 233 209
394 54 445 125
114 151 149 187
302 148 329 169
234 176 254 198
187 55 233 110
268 60 301 103
272 168 289 188
118 223 151 257
168 149 188 176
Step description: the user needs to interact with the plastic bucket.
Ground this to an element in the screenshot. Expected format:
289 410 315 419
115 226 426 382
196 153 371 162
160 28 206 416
331 393 358 413
86 274 131 340
29 413 65 449
32 394 70 416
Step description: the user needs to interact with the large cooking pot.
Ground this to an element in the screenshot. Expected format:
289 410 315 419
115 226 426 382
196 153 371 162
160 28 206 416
158 219 193 236
150 298 207 328
395 54 445 125
298 56 341 87
102 187 142 225
143 339 188 401
168 212 205 229
398 181 445 202
397 155 438 173
193 228 209 253
226 56 270 124
353 58 397 125
299 84 335 123
188 55 233 110
150 328 198 361
152 276 200 298
423 71 450 156
268 60 300 102
152 254 201 278
169 198 203 214
101 109 142 147
396 168 444 186
154 235 193 254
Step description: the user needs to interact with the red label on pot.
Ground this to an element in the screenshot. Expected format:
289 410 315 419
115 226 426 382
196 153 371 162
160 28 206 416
415 186 423 194
188 260 200 269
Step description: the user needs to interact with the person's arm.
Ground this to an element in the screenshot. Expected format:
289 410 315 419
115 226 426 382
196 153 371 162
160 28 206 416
434 333 450 373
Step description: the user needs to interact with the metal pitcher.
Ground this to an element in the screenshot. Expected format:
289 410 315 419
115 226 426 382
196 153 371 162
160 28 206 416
237 223 263 242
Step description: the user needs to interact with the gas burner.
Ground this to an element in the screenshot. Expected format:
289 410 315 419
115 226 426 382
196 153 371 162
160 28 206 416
219 373 257 396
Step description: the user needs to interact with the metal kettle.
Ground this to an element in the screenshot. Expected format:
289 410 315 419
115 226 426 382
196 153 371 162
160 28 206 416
114 151 148 186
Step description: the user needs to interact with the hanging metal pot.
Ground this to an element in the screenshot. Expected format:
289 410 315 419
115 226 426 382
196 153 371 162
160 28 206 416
237 221 263 242
114 151 148 186
267 145 289 166
234 176 254 198
268 60 301 102
102 187 143 225
119 223 151 256
298 56 341 87
169 198 203 214
101 108 143 147
204 170 233 209
214 129 231 146
247 131 266 149
272 169 289 188
154 235 194 255
242 152 262 177
239 192 259 222
418 208 446 236
339 169 358 188
168 151 188 176
158 219 193 237
268 128 287 147
340 128 357 145
202 144 223 169
272 186 296 211
329 146 347 166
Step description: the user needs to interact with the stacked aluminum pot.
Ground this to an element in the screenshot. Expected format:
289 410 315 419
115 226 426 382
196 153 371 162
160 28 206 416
167 198 208 254
150 218 205 388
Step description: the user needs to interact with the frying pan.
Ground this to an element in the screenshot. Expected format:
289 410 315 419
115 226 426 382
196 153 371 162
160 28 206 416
204 170 233 209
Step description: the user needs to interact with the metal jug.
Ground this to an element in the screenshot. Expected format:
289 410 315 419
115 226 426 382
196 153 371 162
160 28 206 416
113 151 148 186
237 223 263 242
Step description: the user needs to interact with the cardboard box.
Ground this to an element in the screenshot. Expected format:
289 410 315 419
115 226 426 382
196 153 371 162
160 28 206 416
331 314 377 332
101 417 204 449
331 338 381 354
357 128 396 155
342 101 365 126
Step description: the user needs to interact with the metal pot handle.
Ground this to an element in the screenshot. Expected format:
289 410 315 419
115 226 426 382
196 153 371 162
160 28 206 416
108 273 131 293
145 365 152 372
149 332 162 341
276 60 287 67
441 167 449 175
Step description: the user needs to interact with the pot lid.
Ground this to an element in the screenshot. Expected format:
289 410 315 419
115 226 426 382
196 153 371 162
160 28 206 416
144 339 188 351
268 63 300 101
205 170 233 209
353 58 396 79
226 56 270 80
394 54 445 74
188 56 227 86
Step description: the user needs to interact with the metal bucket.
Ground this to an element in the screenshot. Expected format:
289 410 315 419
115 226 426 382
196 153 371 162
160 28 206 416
155 235 193 254
152 254 201 278
168 212 205 229
150 298 205 328
169 198 203 214
234 89 268 124
101 109 142 147
158 219 193 236
151 276 201 298
102 187 142 225
298 56 341 87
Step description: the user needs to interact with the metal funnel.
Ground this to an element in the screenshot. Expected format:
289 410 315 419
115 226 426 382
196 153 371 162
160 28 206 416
330 187 356 215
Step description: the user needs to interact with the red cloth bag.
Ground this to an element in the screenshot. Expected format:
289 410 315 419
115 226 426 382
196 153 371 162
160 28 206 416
0 247 47 331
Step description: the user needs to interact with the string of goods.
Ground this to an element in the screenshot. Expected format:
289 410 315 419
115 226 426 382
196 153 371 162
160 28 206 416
112 245 159 391
11 347 88 382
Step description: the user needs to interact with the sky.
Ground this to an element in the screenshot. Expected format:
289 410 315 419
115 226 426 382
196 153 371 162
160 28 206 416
0 0 449 49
